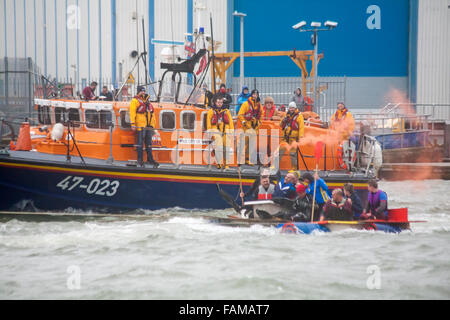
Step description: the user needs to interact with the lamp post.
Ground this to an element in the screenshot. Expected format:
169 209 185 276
233 11 247 91
293 20 338 117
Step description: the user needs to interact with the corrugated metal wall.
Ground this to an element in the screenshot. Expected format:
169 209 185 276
416 0 450 107
0 0 228 92
1 0 449 114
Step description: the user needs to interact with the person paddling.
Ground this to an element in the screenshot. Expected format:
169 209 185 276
240 169 276 201
343 183 364 220
290 183 317 222
302 172 331 221
360 179 388 220
320 189 353 222
273 172 298 200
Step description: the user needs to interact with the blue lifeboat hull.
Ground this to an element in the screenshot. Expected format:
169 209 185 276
0 152 372 213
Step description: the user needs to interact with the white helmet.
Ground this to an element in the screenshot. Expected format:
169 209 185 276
288 101 297 109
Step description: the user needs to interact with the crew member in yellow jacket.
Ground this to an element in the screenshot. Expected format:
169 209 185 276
237 89 262 165
330 102 355 141
274 102 305 170
207 96 234 169
130 86 159 167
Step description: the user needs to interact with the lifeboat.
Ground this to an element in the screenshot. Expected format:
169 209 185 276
0 53 382 213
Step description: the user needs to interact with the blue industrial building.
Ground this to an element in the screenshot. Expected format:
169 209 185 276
0 0 448 116
232 0 409 78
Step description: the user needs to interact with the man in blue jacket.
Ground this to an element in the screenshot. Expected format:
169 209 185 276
302 172 332 220
273 172 297 200
236 86 250 114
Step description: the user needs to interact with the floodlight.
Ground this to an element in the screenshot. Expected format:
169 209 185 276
292 21 307 30
233 11 247 17
311 22 321 28
324 21 338 28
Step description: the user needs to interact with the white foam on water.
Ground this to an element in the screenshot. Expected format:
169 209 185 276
1 179 449 299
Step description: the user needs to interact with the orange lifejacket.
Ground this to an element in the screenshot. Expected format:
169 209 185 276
134 96 154 114
305 96 314 112
337 145 346 170
281 112 301 131
263 106 276 120
244 99 262 121
210 108 230 126
333 108 349 122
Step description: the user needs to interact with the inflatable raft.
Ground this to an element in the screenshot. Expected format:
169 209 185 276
206 207 425 234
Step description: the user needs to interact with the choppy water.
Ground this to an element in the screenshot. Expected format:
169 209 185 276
0 180 449 300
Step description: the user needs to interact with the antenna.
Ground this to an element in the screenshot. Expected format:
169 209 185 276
210 13 216 95
142 18 157 97
135 0 140 87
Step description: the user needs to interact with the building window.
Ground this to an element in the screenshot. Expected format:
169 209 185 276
161 111 176 130
181 112 196 131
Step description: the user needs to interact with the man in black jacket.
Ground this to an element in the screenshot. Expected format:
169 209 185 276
99 86 113 101
214 84 233 110
344 183 364 220
320 189 353 221
290 183 316 222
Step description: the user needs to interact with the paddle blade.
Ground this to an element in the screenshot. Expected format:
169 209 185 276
216 184 242 213
314 141 324 164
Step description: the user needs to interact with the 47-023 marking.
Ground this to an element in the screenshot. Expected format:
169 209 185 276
56 176 120 197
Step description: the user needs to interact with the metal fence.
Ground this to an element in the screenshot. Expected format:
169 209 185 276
0 58 41 122
380 102 450 121
228 76 346 121
33 78 147 102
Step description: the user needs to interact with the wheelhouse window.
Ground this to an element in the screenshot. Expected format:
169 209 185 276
85 109 114 129
54 107 65 124
160 111 176 130
68 109 81 126
181 111 195 131
99 111 113 129
54 108 81 128
37 105 52 125
119 111 131 129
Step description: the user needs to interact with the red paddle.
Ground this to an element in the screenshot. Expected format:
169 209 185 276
311 141 323 222
315 141 323 164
